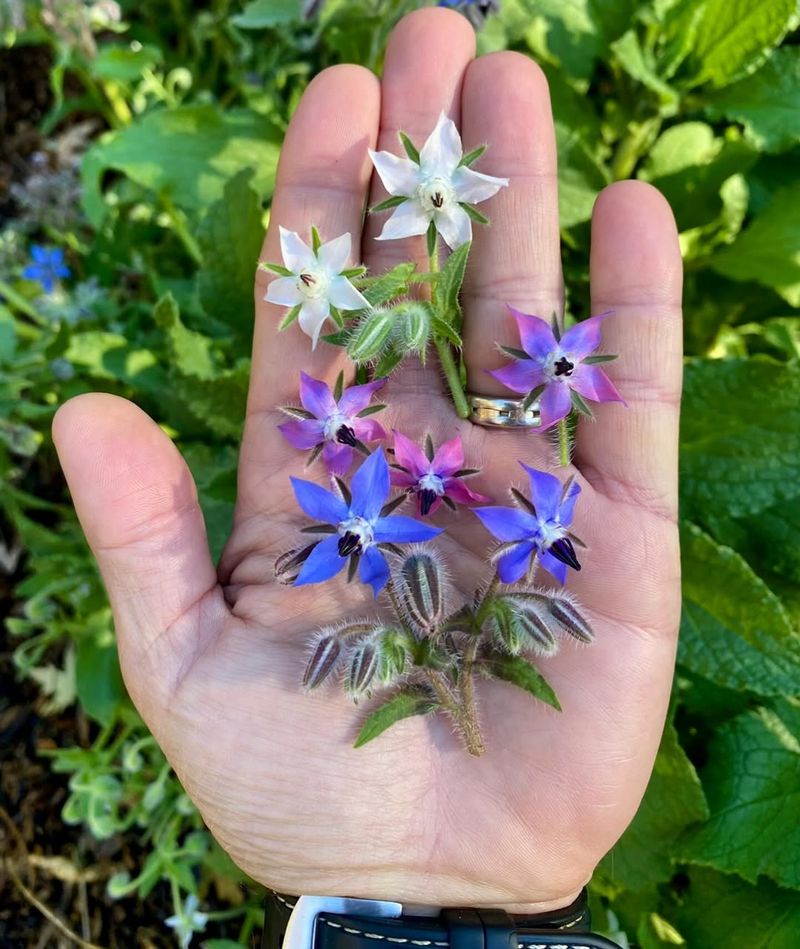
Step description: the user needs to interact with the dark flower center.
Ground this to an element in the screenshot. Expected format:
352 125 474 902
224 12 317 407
335 424 357 446
299 272 316 287
553 356 574 377
337 532 362 557
419 488 438 516
430 191 444 209
549 537 581 571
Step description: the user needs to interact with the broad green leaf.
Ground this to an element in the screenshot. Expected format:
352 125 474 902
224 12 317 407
705 47 800 154
601 721 708 889
230 0 302 28
197 169 263 345
680 358 800 521
64 331 162 387
0 304 16 363
675 868 800 948
153 294 217 380
82 106 280 225
679 524 800 698
481 653 561 710
682 0 799 88
182 444 237 562
610 30 678 108
679 700 800 889
76 634 124 726
172 361 250 439
710 501 800 585
556 124 609 227
89 44 162 82
354 689 437 748
434 241 470 324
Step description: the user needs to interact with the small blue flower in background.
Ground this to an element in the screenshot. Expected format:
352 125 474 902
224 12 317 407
290 448 442 596
23 245 70 294
165 893 208 948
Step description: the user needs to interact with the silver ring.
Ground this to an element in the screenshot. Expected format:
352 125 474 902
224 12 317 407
467 393 541 429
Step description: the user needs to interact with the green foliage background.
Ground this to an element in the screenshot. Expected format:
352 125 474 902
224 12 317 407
3 0 800 945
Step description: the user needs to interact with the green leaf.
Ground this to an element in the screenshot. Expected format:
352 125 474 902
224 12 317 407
370 195 407 213
601 722 708 889
679 700 800 889
434 241 470 322
90 44 162 82
153 294 216 380
459 203 489 225
459 144 487 167
610 30 679 107
278 303 302 331
171 361 250 439
675 868 800 948
76 635 124 726
679 523 800 698
197 170 263 345
555 123 610 227
230 0 303 28
430 314 462 348
360 262 415 307
82 106 280 225
354 689 437 748
705 47 800 153
712 180 800 305
481 653 561 711
398 131 420 164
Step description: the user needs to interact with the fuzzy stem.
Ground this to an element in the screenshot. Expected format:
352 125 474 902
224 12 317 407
429 242 470 419
425 669 485 757
558 417 570 467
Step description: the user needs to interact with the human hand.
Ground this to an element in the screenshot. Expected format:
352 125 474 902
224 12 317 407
52 8 682 914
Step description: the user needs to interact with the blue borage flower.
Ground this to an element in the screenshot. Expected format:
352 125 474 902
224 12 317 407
290 449 442 596
473 465 582 585
23 245 70 294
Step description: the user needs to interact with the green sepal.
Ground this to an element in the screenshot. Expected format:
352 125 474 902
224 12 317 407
333 370 344 401
481 653 562 711
452 467 480 477
459 144 487 167
356 403 386 417
426 221 438 261
373 345 405 377
459 202 489 225
523 384 547 411
431 314 462 348
278 303 302 330
329 305 344 329
340 266 367 278
551 311 561 342
281 405 315 420
424 433 435 462
305 443 324 468
370 195 407 213
583 353 619 364
398 131 421 164
569 388 594 418
361 262 416 307
259 261 293 277
354 688 437 748
334 477 352 506
311 225 322 254
500 345 530 360
321 329 350 347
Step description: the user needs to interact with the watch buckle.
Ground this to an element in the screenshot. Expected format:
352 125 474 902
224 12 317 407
282 895 403 949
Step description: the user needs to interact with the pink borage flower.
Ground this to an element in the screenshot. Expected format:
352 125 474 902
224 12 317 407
279 372 387 476
390 431 491 516
489 306 625 430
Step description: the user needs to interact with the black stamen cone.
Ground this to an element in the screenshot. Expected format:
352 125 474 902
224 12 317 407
336 424 357 446
419 488 438 516
549 537 581 571
338 532 362 557
553 356 574 377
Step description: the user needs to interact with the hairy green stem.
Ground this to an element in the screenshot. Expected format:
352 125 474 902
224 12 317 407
558 418 570 467
429 243 470 419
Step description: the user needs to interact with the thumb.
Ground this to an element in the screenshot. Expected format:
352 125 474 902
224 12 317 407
52 393 229 708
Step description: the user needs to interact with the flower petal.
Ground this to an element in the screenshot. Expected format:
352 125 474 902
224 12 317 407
352 417 386 442
359 546 390 596
488 360 545 394
392 430 429 479
434 203 472 250
508 306 558 362
389 470 417 488
372 514 442 543
444 479 491 506
431 435 464 477
569 363 625 405
317 232 351 274
539 549 568 586
298 298 331 349
375 201 431 242
473 505 537 542
264 275 303 308
290 477 348 524
496 541 535 584
328 275 369 312
560 311 613 361
349 448 390 521
278 418 325 450
294 535 346 586
451 165 508 204
299 371 336 418
279 226 316 273
519 465 562 523
322 441 354 476
558 477 582 527
337 378 385 416
368 149 420 196
419 112 462 177
537 381 572 430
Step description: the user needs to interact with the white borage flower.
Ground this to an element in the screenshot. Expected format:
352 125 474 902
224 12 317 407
368 111 508 250
262 226 369 349
165 894 208 948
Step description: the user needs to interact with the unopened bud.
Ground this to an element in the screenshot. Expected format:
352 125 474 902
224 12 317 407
397 302 431 354
376 627 408 684
489 598 523 655
347 309 394 362
303 634 342 689
548 595 594 643
395 552 446 631
507 596 557 656
275 543 318 584
346 641 379 696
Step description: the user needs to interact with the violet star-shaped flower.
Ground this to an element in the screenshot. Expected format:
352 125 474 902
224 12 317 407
279 372 387 476
390 431 491 516
290 448 442 596
264 227 369 349
369 112 508 250
23 245 70 294
489 306 625 430
473 464 582 585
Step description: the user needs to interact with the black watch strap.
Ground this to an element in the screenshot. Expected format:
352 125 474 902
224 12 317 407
262 890 622 949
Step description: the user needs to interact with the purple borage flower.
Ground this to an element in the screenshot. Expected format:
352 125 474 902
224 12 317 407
390 431 491 516
473 465 582 585
489 306 625 430
291 448 442 596
23 245 70 294
279 372 387 476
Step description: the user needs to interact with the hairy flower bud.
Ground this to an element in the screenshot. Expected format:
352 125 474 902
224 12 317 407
347 308 395 362
506 596 558 656
346 641 379 697
394 551 446 632
303 633 342 689
376 627 409 685
396 301 431 355
548 595 594 643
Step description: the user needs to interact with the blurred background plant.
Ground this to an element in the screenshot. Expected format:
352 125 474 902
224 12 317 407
2 0 800 946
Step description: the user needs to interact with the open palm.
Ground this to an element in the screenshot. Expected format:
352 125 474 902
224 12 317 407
53 9 682 914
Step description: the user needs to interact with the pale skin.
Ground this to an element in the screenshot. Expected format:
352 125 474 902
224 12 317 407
52 8 682 916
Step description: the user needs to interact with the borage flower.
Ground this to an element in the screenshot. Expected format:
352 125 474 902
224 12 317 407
23 245 70 294
391 431 491 516
263 227 368 348
279 372 387 476
473 464 582 585
369 112 508 250
291 449 441 596
489 307 625 430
